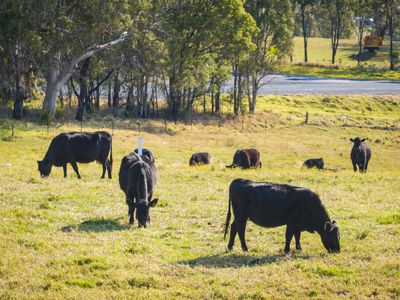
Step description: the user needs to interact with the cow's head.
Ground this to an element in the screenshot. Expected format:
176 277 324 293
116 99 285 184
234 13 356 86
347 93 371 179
37 159 52 177
136 198 158 228
350 137 366 151
321 220 340 253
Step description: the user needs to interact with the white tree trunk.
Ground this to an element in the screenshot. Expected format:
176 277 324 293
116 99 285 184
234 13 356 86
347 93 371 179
42 31 129 119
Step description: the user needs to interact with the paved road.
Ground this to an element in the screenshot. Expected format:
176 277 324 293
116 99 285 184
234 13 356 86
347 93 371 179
221 75 400 95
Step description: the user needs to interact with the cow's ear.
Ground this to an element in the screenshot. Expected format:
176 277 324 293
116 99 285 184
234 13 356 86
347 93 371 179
148 198 158 207
361 138 366 142
324 221 332 232
350 138 354 142
332 220 337 226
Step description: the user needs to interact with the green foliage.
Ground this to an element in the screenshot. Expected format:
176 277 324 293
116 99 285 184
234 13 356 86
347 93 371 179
377 214 400 225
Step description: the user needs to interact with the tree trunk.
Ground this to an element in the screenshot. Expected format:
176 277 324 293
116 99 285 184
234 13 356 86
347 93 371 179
108 81 112 109
59 89 64 109
12 76 25 120
94 77 100 110
250 72 258 114
75 57 91 121
169 75 180 121
42 54 63 119
42 31 129 119
215 85 220 115
388 15 394 70
301 4 309 63
112 70 120 116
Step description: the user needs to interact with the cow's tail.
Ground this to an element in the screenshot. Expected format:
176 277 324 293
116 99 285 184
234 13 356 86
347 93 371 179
224 192 232 240
109 138 113 166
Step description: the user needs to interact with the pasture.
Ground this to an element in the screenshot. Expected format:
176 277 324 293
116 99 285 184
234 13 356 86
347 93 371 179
281 37 400 80
0 95 400 299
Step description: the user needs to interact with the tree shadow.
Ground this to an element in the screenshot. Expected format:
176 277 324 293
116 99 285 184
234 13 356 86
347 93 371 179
349 51 376 62
61 218 130 232
177 252 313 268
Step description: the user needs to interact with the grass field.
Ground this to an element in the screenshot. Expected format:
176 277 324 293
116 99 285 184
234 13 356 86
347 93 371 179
280 37 400 80
1 95 400 299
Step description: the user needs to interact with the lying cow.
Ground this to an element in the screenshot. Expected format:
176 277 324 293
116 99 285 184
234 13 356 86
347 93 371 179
189 152 211 166
350 137 371 173
134 148 155 163
119 151 158 227
226 149 262 169
37 131 112 179
224 179 340 253
303 158 324 170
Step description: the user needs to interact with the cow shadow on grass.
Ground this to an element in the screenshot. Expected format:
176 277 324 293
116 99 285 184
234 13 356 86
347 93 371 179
61 218 130 233
177 252 312 269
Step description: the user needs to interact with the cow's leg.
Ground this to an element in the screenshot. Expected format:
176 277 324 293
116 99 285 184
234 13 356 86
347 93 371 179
227 221 237 251
101 161 106 179
352 162 357 172
128 204 135 225
63 164 67 178
70 161 81 179
236 219 248 252
106 159 112 179
284 225 295 253
365 160 369 173
294 231 302 252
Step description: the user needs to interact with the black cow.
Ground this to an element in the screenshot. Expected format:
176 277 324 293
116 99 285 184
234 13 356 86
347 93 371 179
224 179 340 253
226 149 262 169
350 137 371 173
37 131 112 179
303 158 324 170
189 152 211 166
134 148 155 163
119 152 158 227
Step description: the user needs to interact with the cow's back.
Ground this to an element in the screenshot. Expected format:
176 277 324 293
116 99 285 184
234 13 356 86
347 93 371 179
230 179 324 228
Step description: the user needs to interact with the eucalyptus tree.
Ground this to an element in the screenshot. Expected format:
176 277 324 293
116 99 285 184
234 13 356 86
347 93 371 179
33 0 132 120
0 0 41 119
321 0 351 64
157 0 256 121
350 0 373 66
295 0 318 63
244 0 294 113
382 0 399 70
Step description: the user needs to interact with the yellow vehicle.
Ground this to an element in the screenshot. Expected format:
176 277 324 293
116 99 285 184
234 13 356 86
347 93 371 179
363 36 384 52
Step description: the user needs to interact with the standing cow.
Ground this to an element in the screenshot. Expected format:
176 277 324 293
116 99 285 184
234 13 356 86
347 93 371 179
37 131 112 179
119 152 158 227
350 137 371 173
189 152 211 166
226 149 262 169
224 179 340 253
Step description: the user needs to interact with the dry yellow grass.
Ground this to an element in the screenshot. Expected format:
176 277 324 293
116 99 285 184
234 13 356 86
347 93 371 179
0 95 399 299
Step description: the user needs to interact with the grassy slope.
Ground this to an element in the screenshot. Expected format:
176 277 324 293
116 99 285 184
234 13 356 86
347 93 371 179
280 37 400 80
0 95 400 299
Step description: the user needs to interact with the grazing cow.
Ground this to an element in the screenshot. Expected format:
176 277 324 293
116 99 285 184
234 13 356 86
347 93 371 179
350 137 371 173
134 148 155 163
119 152 158 227
37 131 112 179
189 152 211 166
224 179 340 253
226 149 262 169
303 158 324 170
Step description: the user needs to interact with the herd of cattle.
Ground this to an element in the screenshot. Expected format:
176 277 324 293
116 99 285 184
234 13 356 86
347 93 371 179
37 131 372 254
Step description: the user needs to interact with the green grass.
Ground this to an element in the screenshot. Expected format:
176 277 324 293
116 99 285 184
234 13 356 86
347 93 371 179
0 95 400 299
280 37 400 80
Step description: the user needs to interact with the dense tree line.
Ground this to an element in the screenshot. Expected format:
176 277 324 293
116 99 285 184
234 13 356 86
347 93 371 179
0 0 398 121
